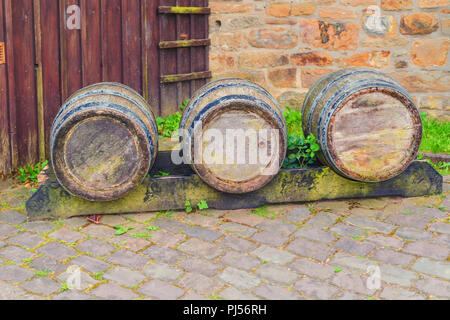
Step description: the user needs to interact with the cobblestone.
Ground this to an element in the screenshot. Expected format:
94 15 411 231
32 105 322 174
305 213 340 229
289 259 336 280
333 238 374 256
395 227 434 240
252 230 289 247
370 248 415 267
103 267 146 288
255 263 298 285
403 241 449 260
177 272 224 295
217 236 258 252
294 278 340 300
91 283 139 300
415 276 450 298
254 284 302 300
380 286 426 300
221 251 260 271
0 181 448 300
411 258 450 280
178 257 222 277
0 210 27 225
139 280 185 300
142 262 183 281
106 250 149 270
286 238 335 262
294 227 336 243
251 245 296 265
178 238 225 260
7 232 44 249
218 267 261 290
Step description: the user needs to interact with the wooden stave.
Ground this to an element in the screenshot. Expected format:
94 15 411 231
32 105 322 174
50 83 158 201
180 78 287 194
302 68 422 182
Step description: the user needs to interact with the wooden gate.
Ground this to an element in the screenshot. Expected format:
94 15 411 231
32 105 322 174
0 0 210 175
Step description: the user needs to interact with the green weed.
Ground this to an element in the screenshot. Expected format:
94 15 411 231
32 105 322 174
420 113 450 154
18 160 48 184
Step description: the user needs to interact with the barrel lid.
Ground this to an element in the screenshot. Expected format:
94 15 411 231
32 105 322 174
52 104 152 201
188 100 286 194
325 87 422 182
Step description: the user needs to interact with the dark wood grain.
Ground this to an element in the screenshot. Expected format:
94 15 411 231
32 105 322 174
101 0 123 83
121 0 142 93
12 0 38 167
0 1 11 174
81 0 102 86
40 0 62 157
0 0 211 172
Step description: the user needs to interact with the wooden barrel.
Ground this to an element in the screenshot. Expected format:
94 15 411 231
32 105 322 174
180 78 287 194
51 82 158 201
302 68 422 182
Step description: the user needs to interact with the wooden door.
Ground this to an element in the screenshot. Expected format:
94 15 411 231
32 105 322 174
0 0 210 175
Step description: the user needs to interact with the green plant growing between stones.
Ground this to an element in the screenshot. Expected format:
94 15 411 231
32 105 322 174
114 225 133 236
251 206 277 219
197 200 209 210
185 201 193 213
60 282 69 292
146 226 160 232
185 200 209 213
17 160 48 184
92 272 104 280
35 269 52 277
131 232 153 239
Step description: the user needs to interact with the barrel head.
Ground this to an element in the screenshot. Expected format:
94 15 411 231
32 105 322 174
191 104 286 193
52 110 151 201
327 88 422 182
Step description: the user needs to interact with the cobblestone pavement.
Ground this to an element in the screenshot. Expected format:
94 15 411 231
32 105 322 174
0 177 448 300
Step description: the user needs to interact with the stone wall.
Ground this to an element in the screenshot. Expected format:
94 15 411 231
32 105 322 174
209 0 449 121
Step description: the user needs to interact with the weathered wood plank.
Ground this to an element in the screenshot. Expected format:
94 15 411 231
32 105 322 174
101 0 123 83
81 0 102 86
40 0 62 157
159 38 210 49
12 0 39 167
0 2 11 175
26 161 443 221
121 0 142 93
158 6 210 14
160 71 212 83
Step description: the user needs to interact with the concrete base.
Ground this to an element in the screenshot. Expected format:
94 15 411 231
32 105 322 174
26 159 443 221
